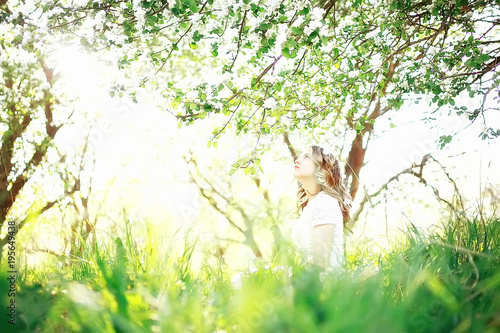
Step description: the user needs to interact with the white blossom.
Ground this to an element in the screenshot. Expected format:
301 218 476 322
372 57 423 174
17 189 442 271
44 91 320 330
311 7 325 21
304 19 322 36
72 0 90 6
292 15 305 28
93 10 106 31
319 25 330 38
12 1 36 16
132 0 141 10
370 53 383 70
206 19 219 33
320 40 335 53
263 72 279 84
348 70 359 79
366 27 380 40
343 99 353 112
225 27 239 43
291 0 308 11
274 24 288 53
22 31 32 46
374 34 383 45
247 14 261 30
233 73 253 88
347 48 357 58
419 65 429 76
340 58 350 72
190 13 202 23
185 89 198 101
428 46 439 54
135 7 146 29
267 0 281 13
263 98 277 109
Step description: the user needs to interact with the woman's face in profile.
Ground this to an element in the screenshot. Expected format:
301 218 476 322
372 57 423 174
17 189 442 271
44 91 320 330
293 148 316 180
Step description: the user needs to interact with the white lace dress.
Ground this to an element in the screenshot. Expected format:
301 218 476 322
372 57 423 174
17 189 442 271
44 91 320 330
291 191 345 272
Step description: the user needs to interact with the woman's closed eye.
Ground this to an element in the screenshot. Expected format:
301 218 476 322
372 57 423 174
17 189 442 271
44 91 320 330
295 153 310 164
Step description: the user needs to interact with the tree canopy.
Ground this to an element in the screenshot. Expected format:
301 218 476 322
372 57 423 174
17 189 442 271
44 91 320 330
3 0 500 192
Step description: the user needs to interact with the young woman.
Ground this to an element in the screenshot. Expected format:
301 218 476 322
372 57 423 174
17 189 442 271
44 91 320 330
291 145 352 272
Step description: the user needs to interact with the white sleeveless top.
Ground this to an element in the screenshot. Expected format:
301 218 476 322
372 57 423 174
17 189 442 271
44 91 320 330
291 191 345 272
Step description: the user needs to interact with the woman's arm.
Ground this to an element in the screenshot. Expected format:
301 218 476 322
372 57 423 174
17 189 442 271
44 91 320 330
311 224 336 269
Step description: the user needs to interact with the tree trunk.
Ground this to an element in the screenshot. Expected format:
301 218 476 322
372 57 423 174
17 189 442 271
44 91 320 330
345 59 400 201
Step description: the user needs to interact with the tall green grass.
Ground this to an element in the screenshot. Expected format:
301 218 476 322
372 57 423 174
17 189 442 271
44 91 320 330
1 213 498 332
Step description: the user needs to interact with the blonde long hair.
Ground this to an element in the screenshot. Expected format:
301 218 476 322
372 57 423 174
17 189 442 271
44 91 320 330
295 145 353 233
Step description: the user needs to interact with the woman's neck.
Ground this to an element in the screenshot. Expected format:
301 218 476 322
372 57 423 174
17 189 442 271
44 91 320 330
301 179 322 199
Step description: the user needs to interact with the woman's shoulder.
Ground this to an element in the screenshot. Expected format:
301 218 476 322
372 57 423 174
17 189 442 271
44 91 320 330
309 191 343 226
316 191 341 207
316 191 343 217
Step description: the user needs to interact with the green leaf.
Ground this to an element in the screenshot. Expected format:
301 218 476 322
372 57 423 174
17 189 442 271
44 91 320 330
147 16 157 26
282 47 291 58
172 96 182 108
439 135 453 149
355 122 365 133
258 23 269 31
275 81 282 91
80 37 90 47
479 54 490 63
